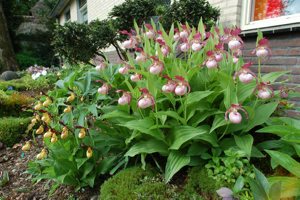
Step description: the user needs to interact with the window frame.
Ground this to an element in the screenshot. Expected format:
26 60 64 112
77 0 88 23
241 0 300 31
64 8 71 23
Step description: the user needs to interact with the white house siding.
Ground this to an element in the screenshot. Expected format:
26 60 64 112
87 0 125 22
208 0 242 27
58 0 78 25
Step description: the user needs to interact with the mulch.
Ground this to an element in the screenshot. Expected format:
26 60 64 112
0 136 99 200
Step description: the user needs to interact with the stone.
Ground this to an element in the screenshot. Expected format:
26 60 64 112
0 71 19 81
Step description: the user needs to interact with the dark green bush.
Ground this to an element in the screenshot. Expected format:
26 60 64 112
16 50 45 70
99 167 180 200
0 117 31 146
160 0 220 29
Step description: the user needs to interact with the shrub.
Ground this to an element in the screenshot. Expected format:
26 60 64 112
161 0 220 29
0 117 31 146
16 50 45 70
99 167 179 200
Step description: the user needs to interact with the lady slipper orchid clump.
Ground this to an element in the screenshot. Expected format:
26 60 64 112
96 81 110 95
137 88 155 109
174 76 191 96
130 73 142 82
145 24 155 39
162 75 176 93
225 104 248 124
156 30 165 43
220 28 231 43
252 38 271 58
228 28 243 50
120 30 138 49
117 90 132 105
204 51 218 69
156 39 170 56
255 82 274 99
234 62 256 83
149 57 164 74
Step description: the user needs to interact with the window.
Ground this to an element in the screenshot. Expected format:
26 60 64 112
65 9 71 22
241 0 300 31
78 0 88 23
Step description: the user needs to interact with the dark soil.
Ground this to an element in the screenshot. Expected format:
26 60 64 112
0 136 99 200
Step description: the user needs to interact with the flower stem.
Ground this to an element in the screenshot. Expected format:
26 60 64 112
258 58 262 81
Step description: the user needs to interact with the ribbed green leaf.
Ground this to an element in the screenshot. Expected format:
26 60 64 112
257 125 300 137
262 71 289 83
165 151 190 183
234 134 253 159
125 139 168 157
268 177 300 198
266 150 300 177
186 91 214 105
210 115 227 133
283 134 300 143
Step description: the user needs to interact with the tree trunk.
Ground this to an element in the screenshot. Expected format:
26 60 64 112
0 1 18 72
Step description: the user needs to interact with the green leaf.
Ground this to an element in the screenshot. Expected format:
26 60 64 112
101 110 135 120
257 125 300 137
246 102 279 131
125 139 169 157
186 91 214 105
238 82 256 102
266 150 300 177
269 181 281 200
83 72 91 95
233 176 244 193
234 134 253 159
169 126 211 150
75 158 89 169
165 151 190 183
210 115 227 133
282 134 300 143
154 111 186 124
268 177 300 198
119 117 165 141
262 71 289 83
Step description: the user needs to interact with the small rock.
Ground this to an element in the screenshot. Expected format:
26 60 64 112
90 195 99 200
0 71 19 81
0 142 4 150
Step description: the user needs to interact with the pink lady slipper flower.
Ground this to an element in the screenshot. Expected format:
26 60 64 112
119 63 132 74
214 43 225 62
135 48 147 62
162 75 177 93
228 27 243 50
234 62 257 84
173 28 180 42
174 76 191 96
145 24 155 39
156 39 170 57
220 28 231 43
117 90 132 105
149 56 164 75
179 25 189 39
225 104 248 124
255 82 274 99
204 51 218 69
138 88 155 109
191 33 203 52
95 61 106 71
180 38 190 52
156 30 165 44
252 38 271 58
120 30 138 49
96 80 110 95
130 73 142 82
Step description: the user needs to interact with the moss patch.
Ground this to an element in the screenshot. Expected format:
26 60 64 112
0 117 31 146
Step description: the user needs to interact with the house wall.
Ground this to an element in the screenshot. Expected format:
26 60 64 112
242 31 300 118
207 0 242 27
87 0 125 22
58 0 77 25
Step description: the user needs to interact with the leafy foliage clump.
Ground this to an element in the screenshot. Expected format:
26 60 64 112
0 117 31 146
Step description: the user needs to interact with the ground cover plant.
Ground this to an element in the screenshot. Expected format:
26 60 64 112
26 20 300 199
